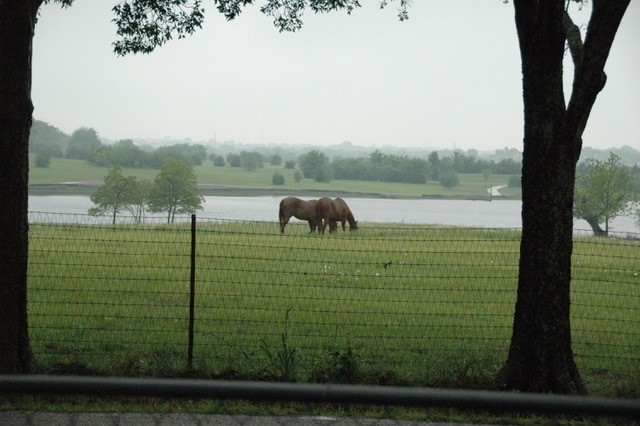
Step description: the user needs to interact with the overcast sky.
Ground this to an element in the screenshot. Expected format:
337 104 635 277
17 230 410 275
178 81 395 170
32 1 639 152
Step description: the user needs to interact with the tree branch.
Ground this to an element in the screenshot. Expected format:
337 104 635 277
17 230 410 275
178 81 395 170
563 0 630 158
563 10 583 70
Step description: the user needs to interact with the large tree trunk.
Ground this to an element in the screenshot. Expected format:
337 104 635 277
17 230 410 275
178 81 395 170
498 0 629 394
0 0 41 373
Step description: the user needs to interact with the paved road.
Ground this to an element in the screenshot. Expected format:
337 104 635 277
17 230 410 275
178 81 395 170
1 411 489 425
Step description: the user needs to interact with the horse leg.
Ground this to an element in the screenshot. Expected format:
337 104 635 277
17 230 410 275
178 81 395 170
341 219 346 231
307 220 316 233
280 214 290 234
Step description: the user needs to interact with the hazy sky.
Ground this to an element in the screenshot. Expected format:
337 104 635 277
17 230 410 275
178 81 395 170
33 1 639 151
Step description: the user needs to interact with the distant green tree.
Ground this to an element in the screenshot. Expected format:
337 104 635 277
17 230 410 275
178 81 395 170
149 143 207 168
66 127 103 161
574 153 637 236
293 168 303 183
403 157 429 184
482 169 492 185
483 169 493 198
90 145 111 167
331 157 373 181
185 143 207 165
331 152 428 184
493 158 521 175
226 153 242 167
212 155 225 167
88 166 140 224
148 159 204 223
29 120 66 157
149 148 184 168
439 168 460 189
449 151 492 174
34 152 51 168
209 152 226 166
269 154 283 166
284 160 296 169
428 151 441 180
298 150 330 181
240 150 263 171
108 139 148 167
272 172 285 185
125 178 152 223
369 150 385 165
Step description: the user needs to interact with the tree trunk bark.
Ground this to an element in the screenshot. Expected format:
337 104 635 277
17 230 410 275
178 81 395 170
497 0 585 394
498 0 629 394
0 0 41 373
584 216 606 236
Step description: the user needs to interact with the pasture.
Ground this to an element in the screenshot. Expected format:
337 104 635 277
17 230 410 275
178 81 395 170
28 157 519 199
26 215 639 395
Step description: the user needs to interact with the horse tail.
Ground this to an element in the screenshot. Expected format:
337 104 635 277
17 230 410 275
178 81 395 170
278 201 285 223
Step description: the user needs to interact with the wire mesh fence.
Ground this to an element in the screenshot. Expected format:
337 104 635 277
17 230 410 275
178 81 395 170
27 212 640 388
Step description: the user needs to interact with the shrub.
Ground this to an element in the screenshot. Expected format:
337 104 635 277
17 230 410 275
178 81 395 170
212 155 225 167
272 172 285 185
226 153 241 167
439 168 460 188
34 152 51 167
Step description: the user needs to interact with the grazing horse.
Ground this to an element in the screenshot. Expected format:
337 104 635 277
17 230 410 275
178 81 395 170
315 197 358 234
278 197 318 234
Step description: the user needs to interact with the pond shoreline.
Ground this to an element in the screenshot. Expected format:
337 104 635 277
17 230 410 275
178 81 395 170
29 183 512 201
27 193 639 235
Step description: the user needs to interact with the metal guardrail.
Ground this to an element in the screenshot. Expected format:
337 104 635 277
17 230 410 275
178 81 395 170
1 375 639 419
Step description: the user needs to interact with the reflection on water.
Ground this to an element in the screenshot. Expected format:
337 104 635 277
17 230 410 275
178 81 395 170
28 195 638 235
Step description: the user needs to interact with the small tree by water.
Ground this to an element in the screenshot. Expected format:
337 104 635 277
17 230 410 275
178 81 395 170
148 159 204 223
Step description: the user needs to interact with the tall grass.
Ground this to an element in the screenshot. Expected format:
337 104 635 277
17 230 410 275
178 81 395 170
27 219 639 395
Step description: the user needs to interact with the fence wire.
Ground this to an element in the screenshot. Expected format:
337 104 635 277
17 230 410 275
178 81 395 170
26 212 639 389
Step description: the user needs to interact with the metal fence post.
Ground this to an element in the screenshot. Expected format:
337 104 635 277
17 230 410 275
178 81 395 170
187 214 196 371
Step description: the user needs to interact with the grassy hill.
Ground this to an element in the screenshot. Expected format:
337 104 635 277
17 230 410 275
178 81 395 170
29 158 521 199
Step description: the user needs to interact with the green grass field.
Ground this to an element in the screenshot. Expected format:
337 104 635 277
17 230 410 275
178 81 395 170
29 158 521 199
26 219 639 396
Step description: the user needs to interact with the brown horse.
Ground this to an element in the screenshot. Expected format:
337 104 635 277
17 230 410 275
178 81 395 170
315 197 358 234
278 197 318 234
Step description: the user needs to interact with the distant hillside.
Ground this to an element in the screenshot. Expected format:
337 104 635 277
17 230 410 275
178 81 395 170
32 119 639 165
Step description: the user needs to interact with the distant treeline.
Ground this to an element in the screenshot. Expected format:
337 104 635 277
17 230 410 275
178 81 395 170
330 151 521 183
29 123 208 168
29 120 639 185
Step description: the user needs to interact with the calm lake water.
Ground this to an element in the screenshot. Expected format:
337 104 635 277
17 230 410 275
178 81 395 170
28 195 639 236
